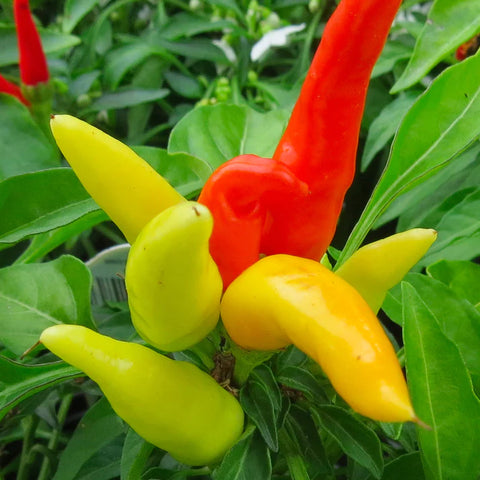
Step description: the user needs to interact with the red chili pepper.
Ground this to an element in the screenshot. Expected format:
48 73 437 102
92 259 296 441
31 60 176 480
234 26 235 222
199 0 403 287
0 73 29 105
14 0 49 86
455 34 480 61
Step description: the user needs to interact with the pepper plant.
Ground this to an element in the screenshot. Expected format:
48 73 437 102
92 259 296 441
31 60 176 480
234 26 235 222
1 0 480 479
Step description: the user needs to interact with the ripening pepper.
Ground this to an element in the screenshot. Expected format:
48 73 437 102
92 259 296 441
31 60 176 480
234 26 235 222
125 202 222 351
14 0 49 87
221 254 417 423
199 0 404 287
0 73 29 105
40 325 244 466
336 228 438 313
50 115 185 244
456 34 480 61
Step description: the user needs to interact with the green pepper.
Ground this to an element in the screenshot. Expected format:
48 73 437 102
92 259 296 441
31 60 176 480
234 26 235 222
126 202 222 351
40 325 244 466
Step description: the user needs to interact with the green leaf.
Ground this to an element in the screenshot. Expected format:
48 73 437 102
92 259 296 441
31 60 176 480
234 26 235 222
371 41 413 79
361 92 419 171
0 358 81 421
277 366 328 403
0 96 59 180
338 52 480 265
0 26 80 66
392 0 480 92
14 210 108 264
132 147 212 199
0 168 99 245
168 104 290 169
213 425 272 480
418 188 480 267
427 259 480 308
386 273 480 375
53 398 126 480
75 436 123 480
402 283 480 480
86 88 169 112
0 256 95 355
380 452 424 480
164 71 204 99
120 429 154 480
311 406 383 479
63 0 99 34
239 365 283 451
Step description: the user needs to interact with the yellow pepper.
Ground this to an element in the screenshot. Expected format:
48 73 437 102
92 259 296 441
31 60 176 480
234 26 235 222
221 254 417 423
125 202 222 351
40 325 244 466
336 228 437 313
50 114 185 243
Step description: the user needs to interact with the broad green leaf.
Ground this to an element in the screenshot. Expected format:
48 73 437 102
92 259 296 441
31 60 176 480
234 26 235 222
371 41 413 79
386 273 480 375
86 88 169 112
164 71 204 99
311 406 383 479
133 147 212 199
0 96 59 180
402 283 480 480
63 0 99 34
427 260 480 308
120 429 154 480
0 168 99 245
14 210 109 264
239 365 283 451
377 142 480 229
377 452 424 480
393 0 480 92
104 43 155 89
0 256 95 355
53 398 126 480
168 104 290 169
338 52 480 265
418 188 480 267
361 92 419 171
0 26 81 66
0 358 81 421
213 425 272 480
75 436 123 480
159 12 235 39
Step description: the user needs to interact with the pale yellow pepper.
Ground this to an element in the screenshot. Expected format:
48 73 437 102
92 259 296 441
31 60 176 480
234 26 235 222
336 228 437 312
50 114 185 243
125 202 222 351
40 325 244 466
221 254 418 423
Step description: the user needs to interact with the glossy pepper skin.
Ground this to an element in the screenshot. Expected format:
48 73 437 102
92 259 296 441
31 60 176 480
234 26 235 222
126 202 222 352
40 325 244 466
199 0 404 288
14 0 49 86
221 255 417 423
0 73 29 105
50 115 185 244
336 228 437 313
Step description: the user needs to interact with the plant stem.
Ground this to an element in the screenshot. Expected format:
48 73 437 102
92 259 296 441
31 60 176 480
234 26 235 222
17 415 40 480
278 427 311 480
37 393 73 480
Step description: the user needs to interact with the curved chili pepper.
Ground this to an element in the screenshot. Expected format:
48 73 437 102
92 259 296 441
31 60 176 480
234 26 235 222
0 73 29 105
221 254 418 423
14 0 49 86
455 34 480 61
199 0 403 287
40 325 244 466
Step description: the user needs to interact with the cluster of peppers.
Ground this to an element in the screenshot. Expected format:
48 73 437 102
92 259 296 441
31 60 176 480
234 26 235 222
0 0 50 105
40 0 438 467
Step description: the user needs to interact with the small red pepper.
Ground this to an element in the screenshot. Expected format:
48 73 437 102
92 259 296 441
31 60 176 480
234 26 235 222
199 0 403 287
0 73 29 105
455 34 480 61
14 0 49 86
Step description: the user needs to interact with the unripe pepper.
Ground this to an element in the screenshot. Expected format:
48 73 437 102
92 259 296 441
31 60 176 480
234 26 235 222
336 228 437 313
221 255 417 423
126 202 222 351
50 115 185 243
40 325 244 466
199 0 404 287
